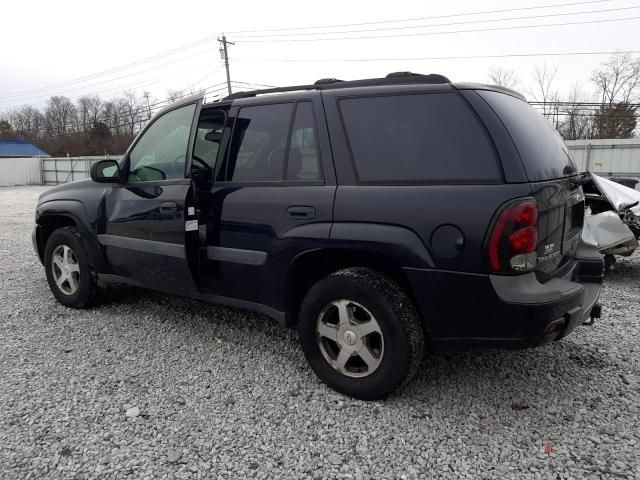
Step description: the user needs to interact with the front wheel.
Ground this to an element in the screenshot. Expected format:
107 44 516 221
298 268 424 400
44 226 97 308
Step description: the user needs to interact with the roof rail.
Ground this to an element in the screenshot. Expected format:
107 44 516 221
221 72 450 101
314 78 344 85
223 84 318 100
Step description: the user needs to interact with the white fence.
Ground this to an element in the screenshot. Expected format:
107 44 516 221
0 157 42 186
566 139 640 183
40 156 111 185
1 139 640 187
0 156 114 186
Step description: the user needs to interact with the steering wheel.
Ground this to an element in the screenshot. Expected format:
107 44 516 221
192 155 212 171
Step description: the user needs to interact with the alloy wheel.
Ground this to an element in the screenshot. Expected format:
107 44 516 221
316 299 384 378
51 244 80 295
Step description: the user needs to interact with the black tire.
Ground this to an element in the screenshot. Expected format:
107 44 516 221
298 267 424 400
44 226 97 308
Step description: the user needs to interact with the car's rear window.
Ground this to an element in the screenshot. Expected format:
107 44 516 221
338 92 500 183
477 90 577 181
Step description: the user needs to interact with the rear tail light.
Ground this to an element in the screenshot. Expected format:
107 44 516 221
487 198 538 273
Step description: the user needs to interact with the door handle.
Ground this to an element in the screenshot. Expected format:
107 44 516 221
287 206 316 220
159 201 178 214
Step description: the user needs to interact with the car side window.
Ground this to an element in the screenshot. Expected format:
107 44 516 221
225 103 293 182
128 104 196 182
339 93 500 183
287 102 322 181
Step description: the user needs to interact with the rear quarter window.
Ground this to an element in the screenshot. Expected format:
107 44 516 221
338 92 500 183
477 90 577 181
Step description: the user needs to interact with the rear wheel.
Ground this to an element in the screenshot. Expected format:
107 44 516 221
298 268 424 400
44 226 97 308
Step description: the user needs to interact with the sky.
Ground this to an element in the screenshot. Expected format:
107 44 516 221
1 0 639 113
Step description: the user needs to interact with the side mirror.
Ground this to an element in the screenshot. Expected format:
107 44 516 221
91 159 121 183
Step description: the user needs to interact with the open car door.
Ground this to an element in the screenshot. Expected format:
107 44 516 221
98 93 204 296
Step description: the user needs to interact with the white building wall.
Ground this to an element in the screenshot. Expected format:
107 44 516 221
0 157 42 186
566 139 640 179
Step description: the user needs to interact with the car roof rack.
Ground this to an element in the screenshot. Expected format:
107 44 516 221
221 72 450 101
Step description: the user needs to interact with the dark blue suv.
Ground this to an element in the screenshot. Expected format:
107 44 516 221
33 73 603 399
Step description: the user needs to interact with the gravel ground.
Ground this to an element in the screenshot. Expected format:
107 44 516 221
1 185 639 480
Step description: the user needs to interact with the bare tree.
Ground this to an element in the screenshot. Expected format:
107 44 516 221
529 63 560 127
557 82 593 140
166 89 184 103
0 119 12 138
85 95 103 127
77 96 92 134
590 53 640 138
487 66 519 89
119 90 141 135
142 91 155 119
44 96 77 136
8 105 45 138
102 100 119 134
591 52 640 105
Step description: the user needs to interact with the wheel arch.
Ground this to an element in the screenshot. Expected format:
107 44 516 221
284 247 422 329
36 201 107 272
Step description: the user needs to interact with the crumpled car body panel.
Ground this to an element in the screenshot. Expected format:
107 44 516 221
583 174 640 256
582 211 638 255
591 174 640 211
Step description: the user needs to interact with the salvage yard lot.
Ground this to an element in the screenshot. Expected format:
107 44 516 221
1 186 639 480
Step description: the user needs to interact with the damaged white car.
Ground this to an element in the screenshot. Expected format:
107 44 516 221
582 174 640 269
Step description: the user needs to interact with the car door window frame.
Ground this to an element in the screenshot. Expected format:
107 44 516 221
122 97 202 186
215 99 325 187
286 101 324 183
190 106 228 178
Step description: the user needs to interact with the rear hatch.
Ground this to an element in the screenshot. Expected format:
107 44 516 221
477 90 584 279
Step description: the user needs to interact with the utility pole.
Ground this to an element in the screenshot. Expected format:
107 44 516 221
218 35 234 96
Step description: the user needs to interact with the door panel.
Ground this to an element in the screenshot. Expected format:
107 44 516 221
101 181 198 295
204 185 335 309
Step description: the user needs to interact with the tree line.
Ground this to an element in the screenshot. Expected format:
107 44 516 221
0 53 638 156
0 88 187 156
487 52 639 140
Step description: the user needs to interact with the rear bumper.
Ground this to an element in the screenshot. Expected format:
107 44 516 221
405 243 604 353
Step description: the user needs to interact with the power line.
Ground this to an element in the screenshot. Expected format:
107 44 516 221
0 48 220 103
0 0 621 99
530 101 640 106
233 49 640 63
225 0 615 34
233 4 640 39
3 65 225 109
0 37 221 98
234 15 640 43
231 80 280 88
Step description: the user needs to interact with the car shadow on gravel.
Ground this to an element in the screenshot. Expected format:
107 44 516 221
96 281 299 345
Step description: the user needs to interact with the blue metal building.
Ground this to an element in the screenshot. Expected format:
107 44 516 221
0 139 49 157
